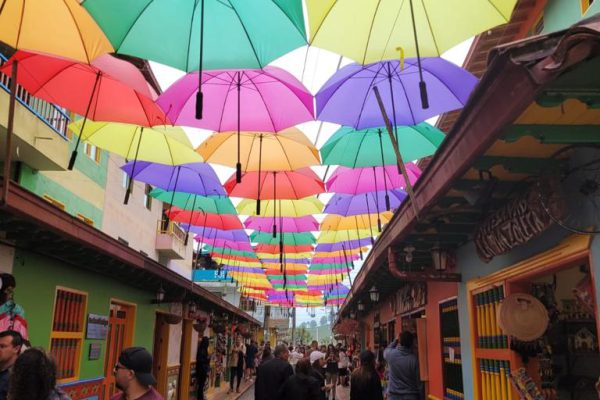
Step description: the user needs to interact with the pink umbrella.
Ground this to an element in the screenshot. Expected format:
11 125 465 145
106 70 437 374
312 255 360 264
326 164 421 195
244 216 319 233
157 67 314 181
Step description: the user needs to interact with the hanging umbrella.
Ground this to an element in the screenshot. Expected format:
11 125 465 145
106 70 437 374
321 213 393 230
149 189 236 214
255 244 314 254
245 216 319 233
185 228 247 241
167 208 243 230
315 239 372 253
257 252 312 260
121 162 225 197
196 240 252 252
321 124 443 167
251 232 316 246
313 248 367 258
327 164 421 194
260 258 311 265
158 68 314 180
203 246 256 258
1 52 171 170
0 0 113 63
69 121 201 203
318 229 373 244
312 254 360 264
237 197 323 217
263 263 308 272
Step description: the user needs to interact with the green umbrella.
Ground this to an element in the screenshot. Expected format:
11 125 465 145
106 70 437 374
250 231 316 246
321 123 444 167
150 189 237 214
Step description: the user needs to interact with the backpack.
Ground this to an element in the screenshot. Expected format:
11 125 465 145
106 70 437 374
0 301 28 340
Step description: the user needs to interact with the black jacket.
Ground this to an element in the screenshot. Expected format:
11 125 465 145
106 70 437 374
255 357 294 400
278 372 321 400
350 370 384 400
309 367 327 400
195 346 210 378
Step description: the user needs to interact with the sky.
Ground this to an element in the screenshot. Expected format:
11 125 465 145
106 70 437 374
151 36 473 325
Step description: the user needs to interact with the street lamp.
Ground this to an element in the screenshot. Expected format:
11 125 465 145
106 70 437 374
431 247 451 271
369 286 379 303
155 285 165 304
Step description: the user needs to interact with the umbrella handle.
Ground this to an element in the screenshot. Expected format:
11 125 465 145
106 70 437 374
124 179 133 204
67 150 78 171
184 232 189 246
236 162 242 183
195 91 203 119
272 223 277 238
419 81 429 109
256 198 261 216
377 217 382 233
195 0 205 119
385 193 391 211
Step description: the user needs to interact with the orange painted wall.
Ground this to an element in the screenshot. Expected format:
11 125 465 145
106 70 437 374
425 282 459 400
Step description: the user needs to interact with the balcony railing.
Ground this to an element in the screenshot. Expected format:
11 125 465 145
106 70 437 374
157 219 187 243
0 52 70 139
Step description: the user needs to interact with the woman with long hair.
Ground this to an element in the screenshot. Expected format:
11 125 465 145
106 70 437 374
325 345 339 400
350 350 383 400
196 337 210 400
8 348 70 400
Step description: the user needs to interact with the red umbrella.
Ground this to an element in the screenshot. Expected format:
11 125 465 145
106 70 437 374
0 51 169 169
224 168 325 215
166 207 243 231
254 244 314 254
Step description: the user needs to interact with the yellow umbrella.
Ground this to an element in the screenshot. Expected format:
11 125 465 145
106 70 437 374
313 248 368 258
197 129 320 172
212 258 262 268
0 0 113 63
237 197 324 217
262 263 308 271
257 252 312 260
318 229 373 244
321 213 393 231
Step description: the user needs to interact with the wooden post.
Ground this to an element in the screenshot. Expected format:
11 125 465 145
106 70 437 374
2 60 17 205
372 85 419 218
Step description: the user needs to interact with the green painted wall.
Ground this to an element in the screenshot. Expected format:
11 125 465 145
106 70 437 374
18 164 104 228
67 139 109 189
13 249 166 380
543 0 600 34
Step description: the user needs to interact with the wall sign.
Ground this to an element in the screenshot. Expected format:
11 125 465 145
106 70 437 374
396 283 427 315
88 343 102 360
86 314 109 340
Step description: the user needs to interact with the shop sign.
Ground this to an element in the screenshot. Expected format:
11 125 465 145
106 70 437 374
474 186 556 262
86 314 108 340
395 283 427 315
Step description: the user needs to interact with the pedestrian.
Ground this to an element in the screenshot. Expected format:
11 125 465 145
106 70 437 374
0 331 23 400
196 337 210 400
383 332 422 400
350 350 383 400
279 358 321 400
308 340 319 358
337 347 349 387
255 344 294 400
260 345 273 365
309 351 332 400
245 340 258 382
227 336 245 394
325 345 339 400
111 347 163 400
289 346 302 373
8 347 71 400
0 274 28 342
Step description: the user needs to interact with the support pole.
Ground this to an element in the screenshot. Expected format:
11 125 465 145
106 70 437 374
2 60 17 205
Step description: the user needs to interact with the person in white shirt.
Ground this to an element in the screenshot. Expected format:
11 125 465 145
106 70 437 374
337 348 350 387
289 346 303 372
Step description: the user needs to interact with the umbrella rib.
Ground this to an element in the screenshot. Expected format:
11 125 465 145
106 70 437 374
163 128 176 166
354 63 386 129
244 133 257 173
226 0 263 67
184 0 198 72
307 0 340 45
62 0 91 63
350 129 369 168
378 0 404 63
360 0 383 65
393 67 418 124
112 0 155 50
418 0 441 56
216 77 237 132
274 134 295 171
486 0 510 21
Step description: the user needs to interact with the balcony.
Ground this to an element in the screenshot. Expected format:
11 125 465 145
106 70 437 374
0 52 70 171
155 220 186 260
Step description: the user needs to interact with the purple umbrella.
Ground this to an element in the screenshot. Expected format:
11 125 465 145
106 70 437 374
121 162 225 196
157 67 314 181
260 258 310 264
181 226 247 241
312 255 360 264
196 239 253 252
244 215 319 233
316 59 477 129
327 164 421 195
315 239 372 252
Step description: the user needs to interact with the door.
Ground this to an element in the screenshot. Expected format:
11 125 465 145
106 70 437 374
104 302 135 400
153 313 170 397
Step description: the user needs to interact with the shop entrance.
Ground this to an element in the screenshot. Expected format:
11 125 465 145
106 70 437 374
103 301 136 400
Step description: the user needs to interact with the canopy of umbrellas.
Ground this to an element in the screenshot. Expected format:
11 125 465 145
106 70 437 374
0 0 518 308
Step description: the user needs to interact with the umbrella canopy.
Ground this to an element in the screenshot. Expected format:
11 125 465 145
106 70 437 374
325 191 406 216
158 67 313 131
1 52 168 127
315 239 372 252
251 232 316 246
167 208 243 230
225 169 325 200
316 60 477 129
257 252 312 260
84 0 306 71
312 254 360 264
307 0 517 63
256 244 314 254
185 228 248 241
121 162 224 196
245 216 319 233
327 165 421 194
320 213 393 231
320 124 444 167
237 197 324 217
313 248 367 258
318 229 373 244
196 240 252 252
149 189 236 214
70 121 202 165
198 129 320 171
203 246 255 258
263 263 308 272
0 0 113 63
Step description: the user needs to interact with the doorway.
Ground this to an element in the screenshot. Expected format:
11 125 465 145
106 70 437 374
104 301 136 400
153 313 171 397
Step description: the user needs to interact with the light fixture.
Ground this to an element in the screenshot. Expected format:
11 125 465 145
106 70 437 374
369 286 379 303
349 311 356 319
404 245 416 263
189 301 198 315
431 247 452 271
357 301 365 311
155 285 165 304
308 307 316 318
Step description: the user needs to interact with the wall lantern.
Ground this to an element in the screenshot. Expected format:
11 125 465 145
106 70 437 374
155 285 166 304
189 301 198 315
431 247 452 271
357 301 365 311
369 286 380 303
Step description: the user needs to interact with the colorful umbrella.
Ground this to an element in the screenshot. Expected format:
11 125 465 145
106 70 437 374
325 190 406 216
0 0 113 63
321 213 393 231
237 197 324 217
121 162 225 197
245 216 319 233
327 165 421 194
257 252 312 260
167 208 243 230
185 228 248 241
158 68 314 180
196 240 252 252
315 239 372 252
255 244 314 254
318 229 373 244
149 189 236 214
320 124 444 167
251 232 316 246
1 52 170 169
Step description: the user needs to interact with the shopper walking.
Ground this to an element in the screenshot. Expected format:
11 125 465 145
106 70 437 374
279 358 321 400
227 336 245 394
9 348 71 400
383 332 423 400
245 341 258 381
309 351 332 400
111 347 163 400
325 345 339 400
337 347 349 387
196 337 210 400
255 344 294 400
350 350 384 400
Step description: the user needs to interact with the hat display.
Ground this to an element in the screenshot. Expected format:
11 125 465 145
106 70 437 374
309 350 326 364
498 293 549 341
119 347 157 386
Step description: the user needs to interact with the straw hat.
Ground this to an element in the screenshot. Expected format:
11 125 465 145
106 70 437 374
498 293 549 341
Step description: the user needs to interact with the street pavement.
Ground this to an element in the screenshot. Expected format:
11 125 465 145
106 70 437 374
226 380 351 400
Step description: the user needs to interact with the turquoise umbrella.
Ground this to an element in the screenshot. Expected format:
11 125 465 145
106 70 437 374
150 189 237 214
250 231 316 246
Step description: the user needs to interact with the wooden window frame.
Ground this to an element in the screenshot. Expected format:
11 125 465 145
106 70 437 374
49 286 88 384
83 142 101 163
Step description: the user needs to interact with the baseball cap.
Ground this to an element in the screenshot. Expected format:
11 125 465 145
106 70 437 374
309 350 325 364
118 347 156 386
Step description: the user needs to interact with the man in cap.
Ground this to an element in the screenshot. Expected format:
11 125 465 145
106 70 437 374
255 344 293 400
111 347 163 400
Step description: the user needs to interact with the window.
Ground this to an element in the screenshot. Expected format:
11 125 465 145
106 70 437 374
581 0 595 14
43 195 66 211
143 184 152 210
76 213 94 226
122 171 132 194
83 142 101 163
50 288 87 382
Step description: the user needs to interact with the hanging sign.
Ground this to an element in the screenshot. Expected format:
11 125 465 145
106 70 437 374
86 314 108 340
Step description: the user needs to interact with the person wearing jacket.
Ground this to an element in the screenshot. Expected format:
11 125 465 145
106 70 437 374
279 358 321 400
227 336 245 394
255 344 294 400
309 351 332 400
195 337 210 400
383 332 423 400
350 350 383 400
